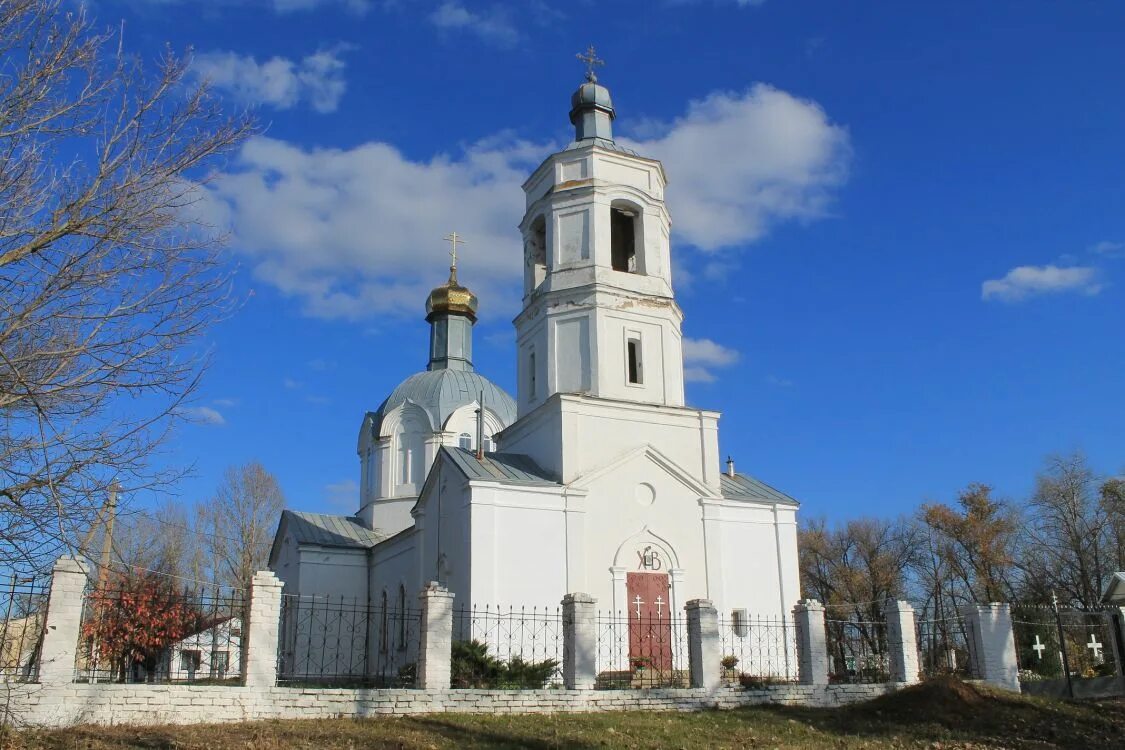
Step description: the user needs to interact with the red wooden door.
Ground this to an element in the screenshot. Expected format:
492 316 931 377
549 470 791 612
626 572 672 672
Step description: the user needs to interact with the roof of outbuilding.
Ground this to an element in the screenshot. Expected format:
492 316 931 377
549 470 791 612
440 446 558 485
281 510 387 550
368 368 516 436
720 472 800 506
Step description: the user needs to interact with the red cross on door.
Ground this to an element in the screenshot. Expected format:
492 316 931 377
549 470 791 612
626 571 672 672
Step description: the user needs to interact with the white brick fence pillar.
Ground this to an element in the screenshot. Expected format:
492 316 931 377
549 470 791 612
244 570 283 689
960 603 1019 692
562 593 597 689
417 582 454 690
685 599 720 692
37 556 89 685
884 599 920 684
793 599 828 686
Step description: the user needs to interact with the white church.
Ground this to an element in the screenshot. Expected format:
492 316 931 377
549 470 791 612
269 65 802 648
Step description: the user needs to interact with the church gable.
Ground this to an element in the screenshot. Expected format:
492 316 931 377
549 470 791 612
568 444 714 499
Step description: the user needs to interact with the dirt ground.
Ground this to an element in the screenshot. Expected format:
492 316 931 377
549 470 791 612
4 678 1124 749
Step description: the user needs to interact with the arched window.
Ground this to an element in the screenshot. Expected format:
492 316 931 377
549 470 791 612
610 205 639 273
394 411 427 490
528 215 547 290
380 590 389 654
397 584 407 650
458 432 472 450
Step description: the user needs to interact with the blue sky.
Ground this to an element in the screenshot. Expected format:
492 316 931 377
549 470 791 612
108 0 1124 523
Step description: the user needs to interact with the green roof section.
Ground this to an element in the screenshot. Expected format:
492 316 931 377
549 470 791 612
281 510 387 550
720 472 800 506
441 446 558 485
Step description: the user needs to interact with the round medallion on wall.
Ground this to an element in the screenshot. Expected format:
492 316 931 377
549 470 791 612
634 482 656 507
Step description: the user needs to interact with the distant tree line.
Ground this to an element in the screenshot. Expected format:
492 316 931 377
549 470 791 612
799 452 1125 617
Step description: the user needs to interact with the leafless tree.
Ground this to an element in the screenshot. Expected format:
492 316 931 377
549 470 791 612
1023 453 1111 607
0 0 252 575
196 462 285 591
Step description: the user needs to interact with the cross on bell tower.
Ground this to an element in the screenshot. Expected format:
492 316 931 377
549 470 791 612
576 44 604 83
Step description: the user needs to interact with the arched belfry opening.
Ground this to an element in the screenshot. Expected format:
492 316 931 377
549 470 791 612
610 203 640 274
527 215 547 291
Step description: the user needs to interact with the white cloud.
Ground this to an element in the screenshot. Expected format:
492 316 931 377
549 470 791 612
200 134 547 321
683 337 740 383
175 405 226 425
1090 240 1124 258
623 85 850 251
323 479 358 510
683 366 716 383
429 2 518 46
211 398 239 408
283 377 302 389
981 265 1103 303
192 47 351 113
201 84 847 321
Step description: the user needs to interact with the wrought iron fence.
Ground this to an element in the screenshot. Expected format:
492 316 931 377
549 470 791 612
451 604 563 689
717 612 798 687
0 575 50 683
1011 603 1121 684
76 581 245 684
915 615 977 680
825 618 889 684
594 611 688 689
277 593 419 688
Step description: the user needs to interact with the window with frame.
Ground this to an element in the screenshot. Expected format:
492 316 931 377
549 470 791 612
211 650 230 678
611 207 638 273
626 335 643 385
732 609 749 638
458 432 472 450
397 584 407 650
528 352 537 398
180 649 202 674
380 590 389 654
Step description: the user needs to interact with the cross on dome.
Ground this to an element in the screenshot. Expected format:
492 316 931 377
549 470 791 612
444 231 465 278
576 44 604 83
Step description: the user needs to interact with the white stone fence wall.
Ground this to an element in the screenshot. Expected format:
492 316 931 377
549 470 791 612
1 557 1034 728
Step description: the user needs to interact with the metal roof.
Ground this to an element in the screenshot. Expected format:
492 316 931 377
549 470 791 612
281 510 386 550
369 368 516 436
441 446 558 485
720 472 800 507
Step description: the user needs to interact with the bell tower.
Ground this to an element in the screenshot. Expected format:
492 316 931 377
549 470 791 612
513 52 685 417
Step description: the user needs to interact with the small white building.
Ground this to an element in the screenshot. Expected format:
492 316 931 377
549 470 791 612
270 70 802 677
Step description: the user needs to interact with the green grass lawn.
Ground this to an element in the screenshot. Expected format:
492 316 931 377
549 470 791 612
5 679 1123 749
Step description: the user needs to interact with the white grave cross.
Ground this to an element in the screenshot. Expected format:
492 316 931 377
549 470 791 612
1032 635 1046 660
1087 633 1103 659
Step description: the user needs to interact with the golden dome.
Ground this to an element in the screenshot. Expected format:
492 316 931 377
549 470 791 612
426 266 478 322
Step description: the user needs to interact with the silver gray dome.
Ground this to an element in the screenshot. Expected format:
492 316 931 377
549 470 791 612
571 82 613 111
368 368 516 436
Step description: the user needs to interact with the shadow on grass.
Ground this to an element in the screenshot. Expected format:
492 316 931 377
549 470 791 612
405 715 601 750
739 678 1125 749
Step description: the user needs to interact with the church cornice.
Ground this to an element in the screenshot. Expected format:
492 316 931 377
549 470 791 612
521 141 668 194
512 281 682 329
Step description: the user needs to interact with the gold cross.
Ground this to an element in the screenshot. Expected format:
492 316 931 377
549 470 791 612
444 232 465 269
576 45 604 83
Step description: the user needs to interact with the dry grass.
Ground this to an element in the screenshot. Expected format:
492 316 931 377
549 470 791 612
3 679 1123 749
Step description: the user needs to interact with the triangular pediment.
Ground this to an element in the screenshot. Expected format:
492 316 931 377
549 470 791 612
567 444 716 498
